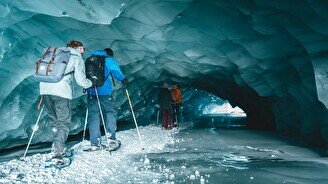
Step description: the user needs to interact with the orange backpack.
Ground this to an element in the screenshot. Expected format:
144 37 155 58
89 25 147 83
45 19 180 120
171 88 182 103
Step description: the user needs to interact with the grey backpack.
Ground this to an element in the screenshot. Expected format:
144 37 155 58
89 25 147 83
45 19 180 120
34 47 73 83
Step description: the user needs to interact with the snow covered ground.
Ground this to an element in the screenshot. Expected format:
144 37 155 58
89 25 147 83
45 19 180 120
1 123 328 184
0 125 178 183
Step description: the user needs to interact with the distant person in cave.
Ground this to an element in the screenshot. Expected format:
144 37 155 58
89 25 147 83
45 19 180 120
158 82 173 129
86 48 128 151
39 40 93 159
171 84 182 127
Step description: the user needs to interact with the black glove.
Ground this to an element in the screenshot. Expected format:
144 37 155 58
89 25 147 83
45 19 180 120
90 77 98 87
122 78 128 86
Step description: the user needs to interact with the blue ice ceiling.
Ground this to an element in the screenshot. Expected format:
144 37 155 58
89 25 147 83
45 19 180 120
0 0 328 149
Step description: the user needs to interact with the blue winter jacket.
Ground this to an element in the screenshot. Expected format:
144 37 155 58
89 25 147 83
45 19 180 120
87 50 125 96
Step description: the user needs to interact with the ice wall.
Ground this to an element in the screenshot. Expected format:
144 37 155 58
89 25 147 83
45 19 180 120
0 0 328 149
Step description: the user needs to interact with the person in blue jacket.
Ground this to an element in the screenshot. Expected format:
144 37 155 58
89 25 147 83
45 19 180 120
87 48 128 150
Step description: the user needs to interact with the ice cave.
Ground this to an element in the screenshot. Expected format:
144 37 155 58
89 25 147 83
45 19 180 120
0 0 328 183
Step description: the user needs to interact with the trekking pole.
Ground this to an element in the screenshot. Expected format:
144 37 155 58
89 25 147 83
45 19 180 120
156 110 160 125
175 105 179 127
82 108 88 141
124 87 144 150
94 87 110 145
175 112 178 127
23 105 45 159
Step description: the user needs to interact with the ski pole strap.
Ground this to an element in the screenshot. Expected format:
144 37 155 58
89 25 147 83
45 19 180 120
37 95 43 110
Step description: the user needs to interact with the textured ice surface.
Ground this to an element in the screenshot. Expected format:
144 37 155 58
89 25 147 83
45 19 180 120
0 0 328 149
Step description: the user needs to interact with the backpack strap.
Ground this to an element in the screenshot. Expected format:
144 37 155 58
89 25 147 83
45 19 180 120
50 48 57 63
46 48 57 75
110 72 117 87
104 73 110 81
64 70 74 76
104 56 116 87
105 72 117 87
35 47 51 74
37 95 43 110
61 49 74 76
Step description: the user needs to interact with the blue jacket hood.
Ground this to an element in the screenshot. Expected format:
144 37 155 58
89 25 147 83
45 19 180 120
91 50 108 57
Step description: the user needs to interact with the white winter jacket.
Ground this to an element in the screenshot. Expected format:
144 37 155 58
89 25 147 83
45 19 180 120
39 48 92 99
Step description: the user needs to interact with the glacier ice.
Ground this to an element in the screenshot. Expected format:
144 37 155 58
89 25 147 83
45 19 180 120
0 0 327 150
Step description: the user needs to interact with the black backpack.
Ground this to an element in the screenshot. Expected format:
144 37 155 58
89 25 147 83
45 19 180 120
85 55 108 87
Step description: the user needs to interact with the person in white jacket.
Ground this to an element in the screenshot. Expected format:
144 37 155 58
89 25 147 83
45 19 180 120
39 40 93 158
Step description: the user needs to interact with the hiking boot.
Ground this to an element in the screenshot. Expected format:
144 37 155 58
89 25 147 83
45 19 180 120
52 153 64 160
105 133 112 140
49 156 71 168
51 144 67 158
107 139 120 149
62 149 74 158
108 139 117 144
90 145 101 151
51 148 67 159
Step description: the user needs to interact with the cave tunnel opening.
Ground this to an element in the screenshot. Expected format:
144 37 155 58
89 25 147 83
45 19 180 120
190 77 276 131
176 85 248 129
135 77 272 135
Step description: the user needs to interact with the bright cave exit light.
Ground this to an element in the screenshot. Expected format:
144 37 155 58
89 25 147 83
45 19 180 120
203 101 247 117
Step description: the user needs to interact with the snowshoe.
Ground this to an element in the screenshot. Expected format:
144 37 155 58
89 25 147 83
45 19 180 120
83 140 121 152
45 157 71 169
103 140 121 152
45 149 74 169
62 149 74 158
83 145 105 152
